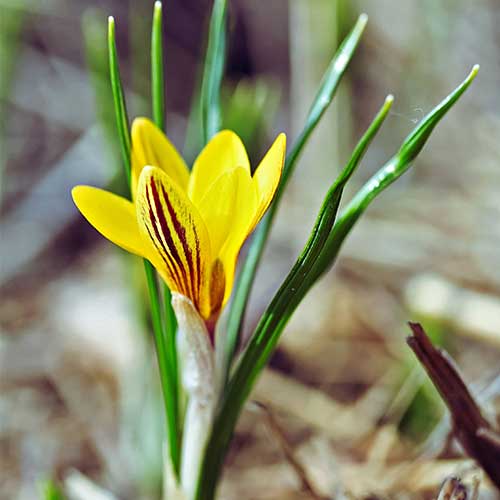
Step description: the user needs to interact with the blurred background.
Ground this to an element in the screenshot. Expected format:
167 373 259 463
1 0 500 498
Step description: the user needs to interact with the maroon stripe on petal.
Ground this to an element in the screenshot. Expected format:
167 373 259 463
149 179 192 299
146 182 187 294
143 221 181 288
161 183 201 306
195 231 202 305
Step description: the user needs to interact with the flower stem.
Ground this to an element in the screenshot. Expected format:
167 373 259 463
172 294 216 500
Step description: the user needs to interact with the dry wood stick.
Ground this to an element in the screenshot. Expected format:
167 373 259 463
407 322 500 490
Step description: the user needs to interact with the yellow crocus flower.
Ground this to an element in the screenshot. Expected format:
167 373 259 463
72 118 286 333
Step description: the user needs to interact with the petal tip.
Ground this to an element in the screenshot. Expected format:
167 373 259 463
217 129 240 137
209 129 244 146
136 165 157 187
272 133 287 167
276 132 287 151
141 165 157 177
131 116 153 133
71 185 89 204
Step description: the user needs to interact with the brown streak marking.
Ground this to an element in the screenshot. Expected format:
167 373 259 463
145 186 181 283
147 182 188 294
143 223 182 291
151 180 194 300
145 197 185 294
161 184 200 307
195 231 202 307
146 183 187 294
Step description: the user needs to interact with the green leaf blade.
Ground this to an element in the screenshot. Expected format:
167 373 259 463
107 16 131 184
231 94 394 401
200 0 227 144
308 64 480 284
222 13 368 385
150 1 181 477
151 1 165 130
398 65 479 166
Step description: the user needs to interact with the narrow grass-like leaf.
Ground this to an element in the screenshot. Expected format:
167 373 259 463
108 17 131 184
151 0 180 468
200 0 227 144
305 65 480 288
108 15 181 478
151 0 176 353
143 260 180 478
195 95 393 500
151 1 165 130
223 13 368 380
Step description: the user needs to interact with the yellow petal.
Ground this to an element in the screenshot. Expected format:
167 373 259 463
131 117 190 196
197 166 257 256
188 130 250 205
136 166 212 318
72 185 147 257
252 133 286 225
196 167 258 306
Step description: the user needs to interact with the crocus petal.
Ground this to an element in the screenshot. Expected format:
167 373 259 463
72 185 147 257
252 133 286 225
197 166 257 257
196 167 258 307
188 130 250 206
131 117 190 195
136 166 212 318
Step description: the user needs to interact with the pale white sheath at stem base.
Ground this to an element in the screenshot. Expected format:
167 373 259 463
172 292 217 500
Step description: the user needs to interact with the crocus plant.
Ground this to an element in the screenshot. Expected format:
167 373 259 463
73 118 285 496
71 1 478 499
